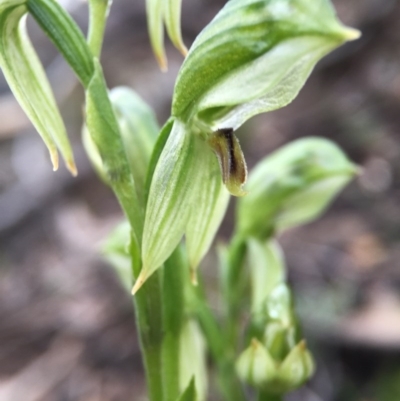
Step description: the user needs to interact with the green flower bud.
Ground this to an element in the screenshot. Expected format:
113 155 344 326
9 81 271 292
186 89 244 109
236 338 277 389
172 0 360 128
277 340 314 392
237 137 358 239
0 0 76 174
236 338 314 394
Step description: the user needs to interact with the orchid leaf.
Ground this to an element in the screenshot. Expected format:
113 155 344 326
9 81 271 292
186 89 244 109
172 0 360 128
0 2 76 174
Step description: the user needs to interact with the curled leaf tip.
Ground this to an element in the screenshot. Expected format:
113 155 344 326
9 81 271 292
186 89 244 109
131 270 147 295
208 128 247 197
50 149 59 171
67 160 78 177
190 268 198 286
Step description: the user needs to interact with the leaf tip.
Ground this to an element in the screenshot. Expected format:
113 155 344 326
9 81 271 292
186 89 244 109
67 160 78 177
340 27 361 42
50 149 59 171
131 270 147 295
157 54 168 72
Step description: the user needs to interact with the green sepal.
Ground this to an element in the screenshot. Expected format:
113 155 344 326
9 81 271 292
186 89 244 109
110 87 159 205
85 60 143 242
0 1 76 174
172 0 360 127
27 0 94 87
237 137 358 239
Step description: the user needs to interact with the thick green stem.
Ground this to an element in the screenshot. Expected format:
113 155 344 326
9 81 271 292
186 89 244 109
87 0 110 57
131 237 164 401
162 246 186 401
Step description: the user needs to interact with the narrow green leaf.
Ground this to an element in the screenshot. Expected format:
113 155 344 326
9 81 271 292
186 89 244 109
0 3 76 174
27 0 94 87
164 0 187 56
146 0 167 70
138 120 195 292
237 137 357 239
110 87 159 205
172 0 360 125
85 60 143 241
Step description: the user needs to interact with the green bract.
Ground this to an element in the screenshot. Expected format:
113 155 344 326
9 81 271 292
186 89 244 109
172 0 360 129
134 120 230 292
237 137 358 239
0 0 76 174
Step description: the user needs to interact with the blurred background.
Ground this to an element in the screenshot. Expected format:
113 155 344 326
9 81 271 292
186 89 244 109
1 0 400 400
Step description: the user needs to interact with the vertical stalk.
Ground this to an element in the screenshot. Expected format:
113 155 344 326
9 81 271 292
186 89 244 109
190 277 246 401
130 236 164 401
87 0 111 57
162 246 186 401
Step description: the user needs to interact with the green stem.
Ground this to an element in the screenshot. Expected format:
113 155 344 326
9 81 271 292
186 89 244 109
258 392 284 401
87 0 111 57
162 246 186 401
224 233 247 347
131 236 164 401
190 278 246 401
